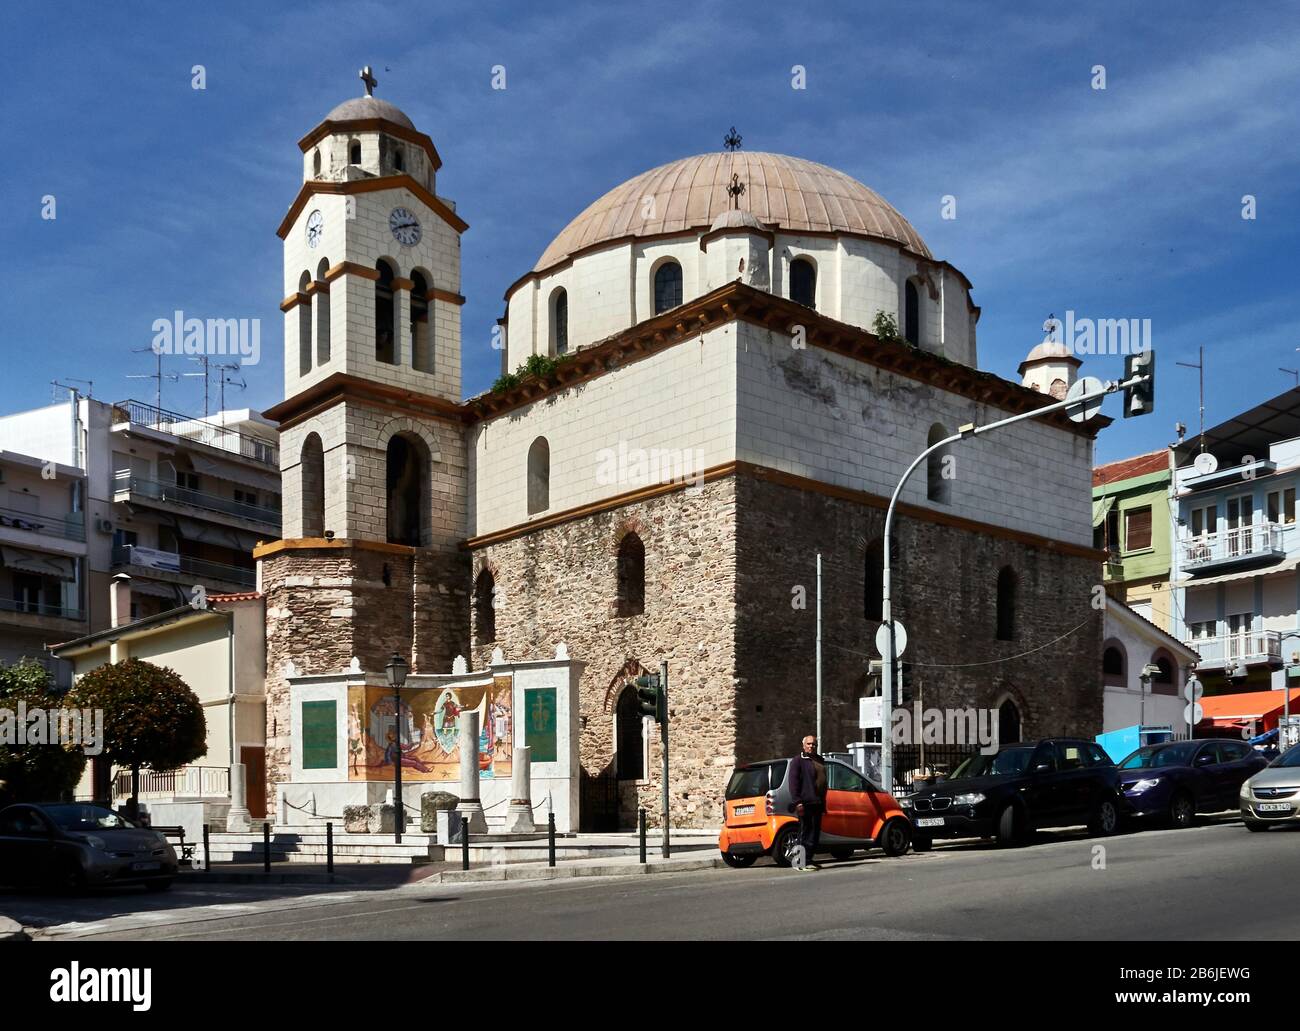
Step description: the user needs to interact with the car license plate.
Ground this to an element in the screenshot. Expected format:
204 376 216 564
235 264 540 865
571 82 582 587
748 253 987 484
734 805 754 816
1257 802 1292 813
916 817 944 828
131 861 161 872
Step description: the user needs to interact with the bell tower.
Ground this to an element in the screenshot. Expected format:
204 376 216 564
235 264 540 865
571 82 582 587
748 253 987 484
258 70 471 814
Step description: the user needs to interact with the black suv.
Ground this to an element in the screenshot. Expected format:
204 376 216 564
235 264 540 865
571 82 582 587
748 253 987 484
900 738 1127 849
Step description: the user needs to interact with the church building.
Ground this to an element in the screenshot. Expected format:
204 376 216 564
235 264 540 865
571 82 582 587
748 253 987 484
258 77 1106 830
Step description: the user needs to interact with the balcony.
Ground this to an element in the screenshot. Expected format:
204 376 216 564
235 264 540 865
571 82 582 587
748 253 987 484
111 544 256 591
1184 631 1283 672
0 596 86 632
112 398 278 468
1179 524 1285 574
113 472 281 530
0 504 85 543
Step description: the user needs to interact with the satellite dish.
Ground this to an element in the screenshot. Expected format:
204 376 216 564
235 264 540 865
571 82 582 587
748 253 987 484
1193 452 1218 476
1065 377 1105 423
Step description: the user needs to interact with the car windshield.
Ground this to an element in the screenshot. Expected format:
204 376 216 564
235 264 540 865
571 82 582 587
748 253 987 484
726 762 786 799
42 805 137 832
1120 742 1198 770
949 748 1033 779
1269 744 1300 769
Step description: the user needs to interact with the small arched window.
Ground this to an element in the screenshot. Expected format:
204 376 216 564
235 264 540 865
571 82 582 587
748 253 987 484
410 270 433 373
300 433 324 538
904 280 920 346
996 566 1017 641
617 533 646 617
393 147 404 173
653 261 683 315
527 437 550 515
999 698 1022 744
298 271 312 376
474 570 496 645
790 257 816 308
315 258 330 365
1103 642 1126 685
375 260 396 364
616 686 646 780
312 149 322 178
864 538 884 621
926 423 950 504
551 289 568 355
349 140 361 165
1151 650 1176 695
386 433 428 547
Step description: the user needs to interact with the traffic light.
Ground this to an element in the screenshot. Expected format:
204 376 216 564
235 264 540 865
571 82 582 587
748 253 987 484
897 662 914 706
1123 349 1155 418
635 673 666 724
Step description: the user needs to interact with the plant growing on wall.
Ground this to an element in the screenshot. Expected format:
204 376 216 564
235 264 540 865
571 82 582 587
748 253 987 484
872 311 903 345
491 352 576 394
68 658 206 819
0 661 87 806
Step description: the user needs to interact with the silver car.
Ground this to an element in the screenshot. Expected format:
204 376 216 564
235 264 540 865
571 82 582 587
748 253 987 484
1239 743 1300 831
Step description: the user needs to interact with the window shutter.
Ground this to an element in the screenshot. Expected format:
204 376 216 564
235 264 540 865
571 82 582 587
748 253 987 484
1126 507 1152 551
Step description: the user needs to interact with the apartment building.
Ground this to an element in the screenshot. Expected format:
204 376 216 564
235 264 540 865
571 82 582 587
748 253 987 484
1093 449 1174 630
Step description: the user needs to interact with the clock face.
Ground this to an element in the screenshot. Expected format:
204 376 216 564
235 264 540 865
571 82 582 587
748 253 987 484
305 209 323 249
389 207 422 246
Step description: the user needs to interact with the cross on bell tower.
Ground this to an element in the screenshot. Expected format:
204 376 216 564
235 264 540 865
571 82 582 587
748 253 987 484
359 65 377 96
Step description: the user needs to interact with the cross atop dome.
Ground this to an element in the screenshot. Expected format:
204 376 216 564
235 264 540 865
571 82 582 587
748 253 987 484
359 65 377 97
726 172 746 210
723 126 743 152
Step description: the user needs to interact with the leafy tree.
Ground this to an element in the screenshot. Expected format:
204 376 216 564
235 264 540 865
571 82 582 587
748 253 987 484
872 310 903 345
67 658 206 818
0 661 87 806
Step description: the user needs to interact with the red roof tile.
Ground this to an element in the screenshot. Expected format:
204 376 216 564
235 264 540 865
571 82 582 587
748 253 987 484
1093 450 1167 487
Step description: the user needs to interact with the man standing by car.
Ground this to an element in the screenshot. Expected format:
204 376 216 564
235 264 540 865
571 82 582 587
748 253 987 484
788 734 828 869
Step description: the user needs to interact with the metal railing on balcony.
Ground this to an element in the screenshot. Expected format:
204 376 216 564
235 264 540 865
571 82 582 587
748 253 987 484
112 398 278 468
1180 524 1285 570
0 596 85 621
112 765 231 800
112 471 281 527
0 504 85 542
1183 631 1282 667
111 544 256 589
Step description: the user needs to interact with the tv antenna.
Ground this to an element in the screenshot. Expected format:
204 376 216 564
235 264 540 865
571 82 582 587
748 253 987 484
214 362 246 418
127 344 179 411
1176 346 1205 454
181 356 215 418
1282 367 1299 387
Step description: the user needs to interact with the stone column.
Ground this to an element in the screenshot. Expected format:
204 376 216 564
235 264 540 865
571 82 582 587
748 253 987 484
504 746 535 833
456 711 488 833
226 762 252 832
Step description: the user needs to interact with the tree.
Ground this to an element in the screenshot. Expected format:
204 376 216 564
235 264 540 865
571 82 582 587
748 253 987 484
0 661 87 806
68 659 206 818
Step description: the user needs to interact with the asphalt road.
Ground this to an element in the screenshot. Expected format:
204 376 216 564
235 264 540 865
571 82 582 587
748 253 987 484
22 817 1295 941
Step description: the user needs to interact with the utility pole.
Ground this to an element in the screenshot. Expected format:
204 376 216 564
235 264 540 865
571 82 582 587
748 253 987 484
659 660 670 859
1176 346 1205 453
815 553 823 745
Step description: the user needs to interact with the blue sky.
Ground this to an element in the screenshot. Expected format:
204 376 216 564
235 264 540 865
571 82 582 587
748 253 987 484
2 1 1299 463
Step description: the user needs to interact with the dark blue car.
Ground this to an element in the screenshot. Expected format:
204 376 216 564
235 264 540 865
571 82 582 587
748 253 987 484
1117 739 1268 828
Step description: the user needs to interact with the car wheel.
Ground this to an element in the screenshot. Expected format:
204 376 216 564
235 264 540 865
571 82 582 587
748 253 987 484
771 825 799 867
53 860 85 895
996 804 1022 846
1245 820 1271 833
878 817 912 857
1088 799 1120 837
144 879 173 893
1168 792 1195 829
720 851 758 868
911 834 933 853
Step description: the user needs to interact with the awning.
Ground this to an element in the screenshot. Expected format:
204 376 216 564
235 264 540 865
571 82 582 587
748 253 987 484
188 453 280 493
1092 495 1115 528
0 547 77 581
1176 559 1300 589
128 578 188 601
173 516 260 553
1201 688 1300 728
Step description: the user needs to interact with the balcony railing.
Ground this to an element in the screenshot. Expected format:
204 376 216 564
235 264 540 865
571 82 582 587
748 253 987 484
1180 524 1285 572
111 544 256 589
1184 631 1283 669
113 471 281 527
112 765 231 800
0 596 85 621
0 504 85 542
112 398 278 468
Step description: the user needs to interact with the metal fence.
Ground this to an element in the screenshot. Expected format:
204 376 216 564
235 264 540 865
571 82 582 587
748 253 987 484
113 398 278 468
113 471 281 527
0 504 85 542
890 744 978 794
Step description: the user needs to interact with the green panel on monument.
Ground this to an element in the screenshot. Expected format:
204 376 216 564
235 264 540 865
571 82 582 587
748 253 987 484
525 688 557 762
302 700 337 770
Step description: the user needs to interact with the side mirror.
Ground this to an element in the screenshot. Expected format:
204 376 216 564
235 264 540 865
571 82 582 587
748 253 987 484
1033 762 1053 774
1195 753 1215 766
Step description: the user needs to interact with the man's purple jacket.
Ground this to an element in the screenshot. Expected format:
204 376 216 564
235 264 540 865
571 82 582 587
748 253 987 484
787 751 828 811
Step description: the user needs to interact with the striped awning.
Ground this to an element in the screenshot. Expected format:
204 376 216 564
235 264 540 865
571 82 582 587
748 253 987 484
0 547 77 581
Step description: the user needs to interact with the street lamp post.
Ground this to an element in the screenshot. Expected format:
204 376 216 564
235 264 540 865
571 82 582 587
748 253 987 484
1139 663 1160 733
386 652 409 844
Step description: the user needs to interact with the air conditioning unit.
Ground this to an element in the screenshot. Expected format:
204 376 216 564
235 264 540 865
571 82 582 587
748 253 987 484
95 518 114 534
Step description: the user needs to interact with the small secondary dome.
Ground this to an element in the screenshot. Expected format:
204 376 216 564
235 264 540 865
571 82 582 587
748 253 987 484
323 95 416 130
1018 340 1081 376
709 208 767 233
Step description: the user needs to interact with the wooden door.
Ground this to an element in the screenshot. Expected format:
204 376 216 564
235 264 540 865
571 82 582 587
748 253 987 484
241 746 266 819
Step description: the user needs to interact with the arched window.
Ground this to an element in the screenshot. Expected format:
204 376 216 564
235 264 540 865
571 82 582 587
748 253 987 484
375 260 396 364
615 685 645 780
616 533 646 617
996 566 1016 641
790 257 816 308
314 258 330 365
1151 649 1176 696
527 437 550 515
410 270 433 373
300 434 324 538
386 433 428 546
653 261 682 315
904 280 920 346
551 289 568 355
999 698 1022 744
312 149 321 178
864 538 884 621
349 140 361 165
1103 641 1126 686
474 570 496 645
298 271 312 376
926 423 950 504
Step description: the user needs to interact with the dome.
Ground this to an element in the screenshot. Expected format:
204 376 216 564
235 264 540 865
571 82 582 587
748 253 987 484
323 95 416 131
534 151 930 273
1018 340 1081 375
709 208 767 233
